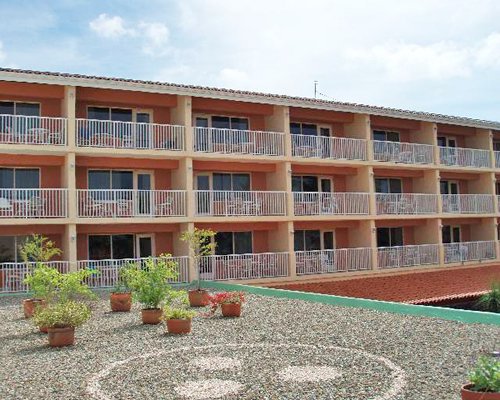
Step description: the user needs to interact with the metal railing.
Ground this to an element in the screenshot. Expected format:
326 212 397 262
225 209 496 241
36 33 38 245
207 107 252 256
77 189 186 218
295 247 372 275
441 194 495 214
0 188 67 218
195 190 287 216
443 241 496 264
293 192 370 215
78 256 189 287
373 140 434 164
76 119 184 150
0 114 67 146
495 151 500 168
0 261 69 293
198 252 289 280
439 147 491 168
291 134 367 160
376 193 438 215
194 127 285 156
377 244 439 269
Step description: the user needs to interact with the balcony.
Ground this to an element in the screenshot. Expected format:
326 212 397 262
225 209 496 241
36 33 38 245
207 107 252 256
76 119 184 150
441 194 495 214
495 151 500 168
0 261 69 293
439 147 491 168
376 193 438 215
0 114 67 146
443 241 496 263
77 256 189 286
0 189 67 218
77 190 186 218
373 141 434 164
377 244 439 269
195 191 286 216
291 134 367 160
295 247 372 275
293 192 369 216
198 252 289 280
194 127 284 156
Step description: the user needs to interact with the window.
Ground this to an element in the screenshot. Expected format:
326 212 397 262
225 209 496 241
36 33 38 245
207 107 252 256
87 107 133 122
0 168 39 189
375 178 402 194
0 101 40 116
376 227 403 247
494 141 500 152
292 176 319 192
88 170 133 190
212 173 250 191
215 232 252 255
440 181 459 195
290 122 331 137
294 230 321 251
437 136 457 148
0 236 29 263
88 234 134 260
195 116 249 130
373 130 400 142
442 226 460 244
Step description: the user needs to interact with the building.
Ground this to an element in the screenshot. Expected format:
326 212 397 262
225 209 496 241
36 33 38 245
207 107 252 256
0 67 499 291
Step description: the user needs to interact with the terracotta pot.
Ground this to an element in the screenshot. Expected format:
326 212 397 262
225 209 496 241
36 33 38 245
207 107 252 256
23 299 45 318
166 318 192 334
188 290 210 307
47 326 75 347
221 302 242 317
110 292 132 312
461 384 500 400
141 308 162 325
39 326 48 334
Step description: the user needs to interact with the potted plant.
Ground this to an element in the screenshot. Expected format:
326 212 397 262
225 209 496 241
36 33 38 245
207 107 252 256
127 255 186 324
20 235 62 318
207 291 245 317
461 355 500 399
181 228 216 307
162 307 197 334
476 282 500 313
22 263 59 318
110 264 134 312
33 301 91 347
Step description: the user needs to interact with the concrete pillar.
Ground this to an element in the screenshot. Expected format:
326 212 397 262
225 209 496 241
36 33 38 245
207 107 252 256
171 95 192 153
268 161 292 215
62 86 76 150
469 172 495 194
172 157 194 218
265 105 290 157
62 153 77 220
62 224 77 271
436 219 445 265
268 221 296 278
471 218 496 241
173 222 195 280
348 220 377 270
344 114 371 160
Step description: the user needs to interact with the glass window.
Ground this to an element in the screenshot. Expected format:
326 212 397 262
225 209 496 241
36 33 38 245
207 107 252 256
375 178 401 194
136 113 150 123
88 235 111 260
373 130 400 142
196 175 210 190
215 232 233 255
213 173 232 191
88 170 111 190
440 181 449 195
389 179 402 193
230 117 249 130
302 176 318 192
111 171 133 190
291 176 302 192
305 230 321 251
0 168 14 188
110 108 133 122
319 127 331 137
323 232 334 250
373 130 386 141
386 131 400 142
195 117 209 128
88 107 110 120
212 116 230 129
302 124 317 136
112 235 134 259
290 122 301 135
377 227 403 247
15 169 39 189
0 236 16 262
234 232 252 254
15 103 40 116
232 174 250 191
294 230 305 251
0 101 14 115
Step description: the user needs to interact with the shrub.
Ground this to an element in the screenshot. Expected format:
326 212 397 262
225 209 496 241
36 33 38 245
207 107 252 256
162 307 197 321
23 263 60 302
206 291 245 316
180 228 216 290
57 269 97 303
19 234 61 263
112 263 135 294
33 301 91 329
468 355 500 392
476 282 500 313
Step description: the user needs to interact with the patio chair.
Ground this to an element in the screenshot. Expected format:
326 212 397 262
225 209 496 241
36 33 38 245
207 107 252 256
156 197 174 216
81 195 105 217
28 196 45 217
0 197 13 215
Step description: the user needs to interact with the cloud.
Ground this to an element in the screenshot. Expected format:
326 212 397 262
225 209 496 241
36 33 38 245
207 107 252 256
217 68 249 89
475 33 500 67
89 14 134 39
138 22 169 56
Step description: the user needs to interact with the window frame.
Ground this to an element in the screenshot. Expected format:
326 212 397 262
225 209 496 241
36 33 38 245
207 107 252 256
374 178 403 194
87 169 154 190
372 129 400 142
0 235 29 263
0 100 41 116
290 121 332 137
194 172 252 191
193 114 250 131
0 167 41 189
213 231 253 255
86 105 154 123
87 234 137 260
376 227 404 247
294 229 336 251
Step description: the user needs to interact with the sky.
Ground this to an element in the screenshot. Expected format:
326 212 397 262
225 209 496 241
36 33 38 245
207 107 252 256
0 0 499 121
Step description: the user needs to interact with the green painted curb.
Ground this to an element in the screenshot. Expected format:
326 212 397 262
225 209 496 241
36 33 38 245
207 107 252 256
199 281 500 326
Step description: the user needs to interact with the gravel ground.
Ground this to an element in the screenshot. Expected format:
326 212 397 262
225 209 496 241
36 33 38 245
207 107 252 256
0 292 498 400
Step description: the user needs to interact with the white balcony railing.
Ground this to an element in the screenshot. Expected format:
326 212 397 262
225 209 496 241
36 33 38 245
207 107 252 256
441 194 495 214
195 191 286 216
0 261 69 293
443 241 497 264
291 134 367 161
78 256 189 287
0 114 67 146
376 193 438 215
377 244 439 269
495 151 500 168
293 192 370 215
0 189 67 218
439 147 491 168
194 127 284 156
76 119 184 150
198 252 289 280
373 141 434 164
296 247 372 275
77 190 186 218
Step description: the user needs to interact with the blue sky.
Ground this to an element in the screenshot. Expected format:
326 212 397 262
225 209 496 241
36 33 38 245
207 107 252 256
1 0 500 120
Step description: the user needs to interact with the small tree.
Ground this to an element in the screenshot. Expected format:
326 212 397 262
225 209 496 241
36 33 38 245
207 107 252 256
180 228 216 290
476 282 500 313
19 234 62 263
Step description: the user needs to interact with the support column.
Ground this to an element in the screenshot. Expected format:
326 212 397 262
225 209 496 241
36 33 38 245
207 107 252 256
63 224 78 271
265 105 290 157
348 220 378 270
172 157 194 218
268 221 296 278
63 86 76 150
173 222 195 281
171 95 193 154
344 114 372 160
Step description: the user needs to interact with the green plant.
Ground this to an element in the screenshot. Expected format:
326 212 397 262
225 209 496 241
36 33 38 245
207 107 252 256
19 234 62 263
180 228 216 290
162 307 197 321
23 263 60 301
33 301 91 329
476 282 500 313
468 355 500 393
127 254 186 309
57 269 98 303
206 291 245 316
112 263 135 294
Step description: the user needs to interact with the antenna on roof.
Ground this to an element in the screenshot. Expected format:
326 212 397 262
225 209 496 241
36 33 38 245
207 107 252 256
314 81 318 99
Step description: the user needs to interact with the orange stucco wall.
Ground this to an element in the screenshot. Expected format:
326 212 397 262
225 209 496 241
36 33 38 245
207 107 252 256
0 162 62 188
0 82 64 117
76 167 171 190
